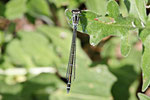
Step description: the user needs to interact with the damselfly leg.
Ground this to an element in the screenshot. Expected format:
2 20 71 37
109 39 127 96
66 10 81 93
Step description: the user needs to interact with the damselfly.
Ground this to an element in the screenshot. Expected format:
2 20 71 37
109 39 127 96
66 10 81 93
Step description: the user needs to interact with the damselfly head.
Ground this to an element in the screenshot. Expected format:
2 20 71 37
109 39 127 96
72 10 81 14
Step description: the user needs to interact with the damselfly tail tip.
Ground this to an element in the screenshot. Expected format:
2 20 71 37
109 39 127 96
67 83 71 93
67 88 70 93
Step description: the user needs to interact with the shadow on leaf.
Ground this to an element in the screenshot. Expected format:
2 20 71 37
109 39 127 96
110 64 138 100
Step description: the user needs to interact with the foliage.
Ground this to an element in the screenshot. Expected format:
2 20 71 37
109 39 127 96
138 93 150 100
66 0 150 94
0 0 150 100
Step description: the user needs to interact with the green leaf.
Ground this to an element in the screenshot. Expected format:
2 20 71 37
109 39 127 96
120 34 132 57
21 73 64 100
27 0 51 17
102 37 141 100
139 20 150 91
68 0 85 9
5 0 27 20
6 30 60 67
49 0 84 9
0 1 5 16
109 59 140 100
65 8 139 56
85 0 108 16
17 31 59 67
7 23 16 33
140 35 150 91
119 0 129 17
6 39 35 67
129 81 140 100
129 0 147 23
111 64 139 100
107 0 120 19
50 65 117 100
28 73 64 86
107 0 132 56
0 56 14 69
2 94 21 100
57 9 69 27
49 0 69 8
0 81 22 94
0 30 4 47
37 26 71 63
138 93 150 100
145 0 149 4
27 0 52 24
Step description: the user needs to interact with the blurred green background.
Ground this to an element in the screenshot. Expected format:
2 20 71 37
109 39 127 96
0 0 146 100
